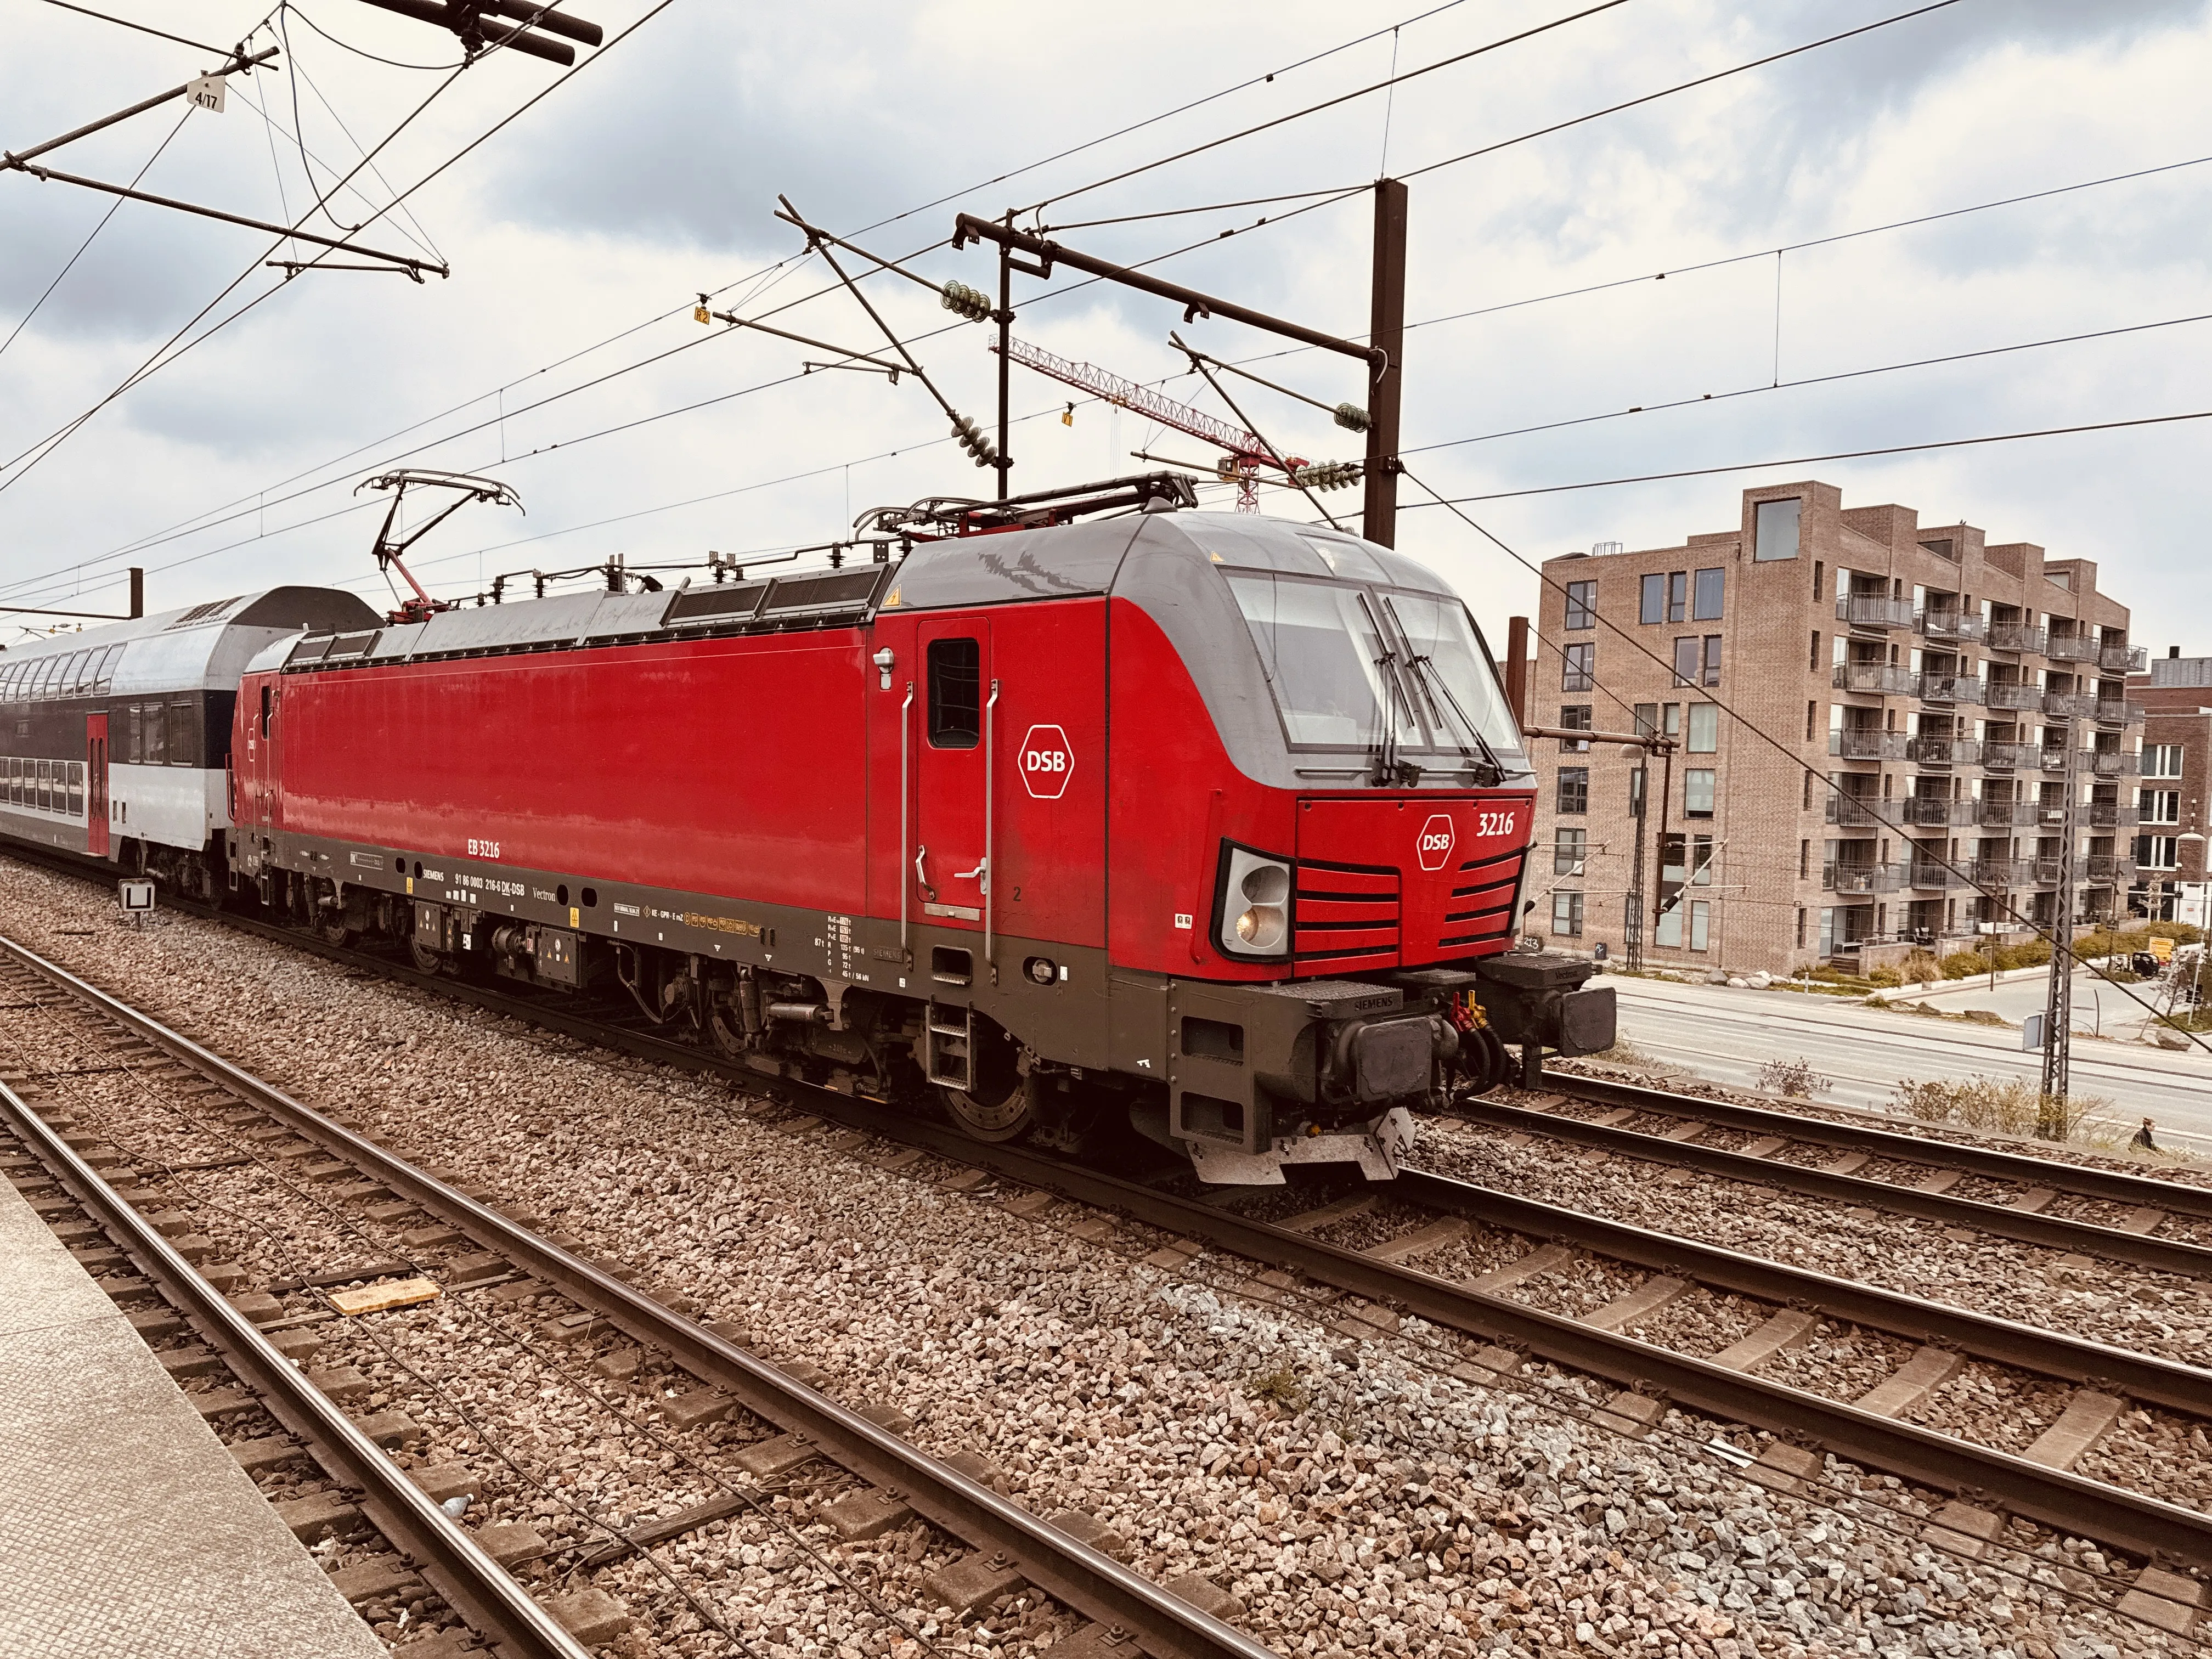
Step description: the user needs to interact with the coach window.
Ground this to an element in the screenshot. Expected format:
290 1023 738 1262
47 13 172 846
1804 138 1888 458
144 704 166 766
259 684 273 740
168 702 197 767
123 705 142 765
927 637 981 749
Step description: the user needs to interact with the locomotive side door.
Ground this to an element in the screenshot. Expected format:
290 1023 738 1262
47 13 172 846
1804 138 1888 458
913 618 992 936
84 714 109 858
244 676 279 831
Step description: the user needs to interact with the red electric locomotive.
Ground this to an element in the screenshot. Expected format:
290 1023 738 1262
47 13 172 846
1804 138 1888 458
229 475 1611 1181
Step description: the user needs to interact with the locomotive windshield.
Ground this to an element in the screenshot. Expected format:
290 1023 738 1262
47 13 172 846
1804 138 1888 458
1227 570 1528 779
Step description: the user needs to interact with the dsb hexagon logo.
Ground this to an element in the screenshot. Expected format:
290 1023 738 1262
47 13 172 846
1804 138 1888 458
1416 812 1455 871
1020 724 1074 799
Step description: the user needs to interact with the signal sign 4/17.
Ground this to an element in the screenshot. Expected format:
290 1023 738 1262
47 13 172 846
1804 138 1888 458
1020 724 1073 799
1417 812 1455 871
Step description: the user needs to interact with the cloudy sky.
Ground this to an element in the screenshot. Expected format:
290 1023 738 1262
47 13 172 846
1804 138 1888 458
3 0 2208 653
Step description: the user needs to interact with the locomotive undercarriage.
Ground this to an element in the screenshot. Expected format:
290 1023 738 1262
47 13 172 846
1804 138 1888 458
184 847 1612 1184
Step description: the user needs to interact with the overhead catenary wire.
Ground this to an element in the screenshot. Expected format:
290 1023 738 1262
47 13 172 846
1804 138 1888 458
1024 0 1638 217
0 0 679 500
0 107 193 365
37 0 236 56
1404 309 2212 459
0 0 1517 607
1397 408 2212 505
1392 464 2212 1064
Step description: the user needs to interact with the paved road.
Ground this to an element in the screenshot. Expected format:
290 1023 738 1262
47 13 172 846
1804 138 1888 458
1606 974 2212 1157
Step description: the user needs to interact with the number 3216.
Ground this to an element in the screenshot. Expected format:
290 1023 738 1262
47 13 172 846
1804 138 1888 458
1476 811 1517 838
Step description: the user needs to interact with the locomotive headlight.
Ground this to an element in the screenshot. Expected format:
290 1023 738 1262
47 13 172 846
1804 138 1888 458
1217 844 1294 960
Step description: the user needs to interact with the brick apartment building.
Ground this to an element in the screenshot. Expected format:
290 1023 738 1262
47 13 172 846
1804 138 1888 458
1527 481 2146 976
2127 651 2212 929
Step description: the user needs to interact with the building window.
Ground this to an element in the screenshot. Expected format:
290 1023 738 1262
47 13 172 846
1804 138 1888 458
1796 907 1807 947
1684 769 1716 818
1559 704 1592 753
1633 702 1658 738
1668 571 1688 623
1702 635 1722 686
2142 743 2183 778
1663 703 1681 737
1813 560 1824 600
1655 904 1683 948
1639 573 1664 625
1628 766 1646 818
1557 766 1589 814
1689 900 1711 951
1799 839 1810 879
1564 580 1595 630
1754 497 1801 561
1692 568 1724 621
1673 636 1700 687
1809 629 1821 672
1691 834 1714 884
1551 890 1584 937
1561 641 1594 691
1554 827 1587 875
1819 906 1835 955
1686 703 1719 753
2136 835 2180 870
2140 788 2180 824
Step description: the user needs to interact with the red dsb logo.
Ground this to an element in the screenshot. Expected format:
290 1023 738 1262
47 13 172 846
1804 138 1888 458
1417 812 1455 871
1020 724 1073 799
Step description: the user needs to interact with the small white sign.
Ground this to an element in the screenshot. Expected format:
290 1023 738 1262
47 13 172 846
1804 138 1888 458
118 878 155 915
187 74 227 113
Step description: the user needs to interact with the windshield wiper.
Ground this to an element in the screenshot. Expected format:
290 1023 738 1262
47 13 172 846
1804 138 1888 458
1381 595 1516 787
1358 593 1420 788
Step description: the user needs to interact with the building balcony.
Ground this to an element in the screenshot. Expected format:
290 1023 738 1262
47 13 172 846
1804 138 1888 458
2045 633 2096 663
1988 622 2048 654
1824 795 1886 828
1835 729 1908 761
2088 802 2138 828
2094 698 2145 727
1974 798 2037 827
1984 681 2041 712
2043 691 2100 719
1906 862 1954 890
1980 742 2027 771
1832 662 1916 696
1899 794 1968 826
1824 861 1901 895
2100 642 2149 674
1966 857 2033 887
1918 673 1983 705
2084 853 2134 883
2087 749 2138 777
1919 609 1986 642
1836 593 1917 630
2035 747 2074 773
1906 735 1979 767
2081 894 2117 923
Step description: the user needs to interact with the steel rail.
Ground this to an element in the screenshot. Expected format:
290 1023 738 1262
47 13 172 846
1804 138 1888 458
0 933 1274 1659
1395 1167 2212 1417
0 1076 591 1659
10 887 2212 1567
1533 1068 2212 1220
1458 1097 2212 1280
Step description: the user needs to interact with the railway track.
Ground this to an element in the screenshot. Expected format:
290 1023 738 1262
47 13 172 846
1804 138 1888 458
4 874 2211 1638
1453 1075 2212 1278
0 1078 590 1659
0 933 1273 1659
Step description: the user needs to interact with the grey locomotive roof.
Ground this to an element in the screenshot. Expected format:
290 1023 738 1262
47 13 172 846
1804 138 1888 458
0 586 378 697
246 510 1463 674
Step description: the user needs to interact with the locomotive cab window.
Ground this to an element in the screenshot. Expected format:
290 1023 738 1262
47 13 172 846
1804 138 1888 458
927 638 981 749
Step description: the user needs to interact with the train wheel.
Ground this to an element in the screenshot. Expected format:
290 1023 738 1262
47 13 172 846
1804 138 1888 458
941 1075 1037 1143
408 939 446 975
320 917 360 948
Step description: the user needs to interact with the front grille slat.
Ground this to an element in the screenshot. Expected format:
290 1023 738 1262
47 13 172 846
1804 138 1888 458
1294 859 1400 974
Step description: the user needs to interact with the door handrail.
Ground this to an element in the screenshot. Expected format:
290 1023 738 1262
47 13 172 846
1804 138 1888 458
984 678 1000 966
899 682 915 955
